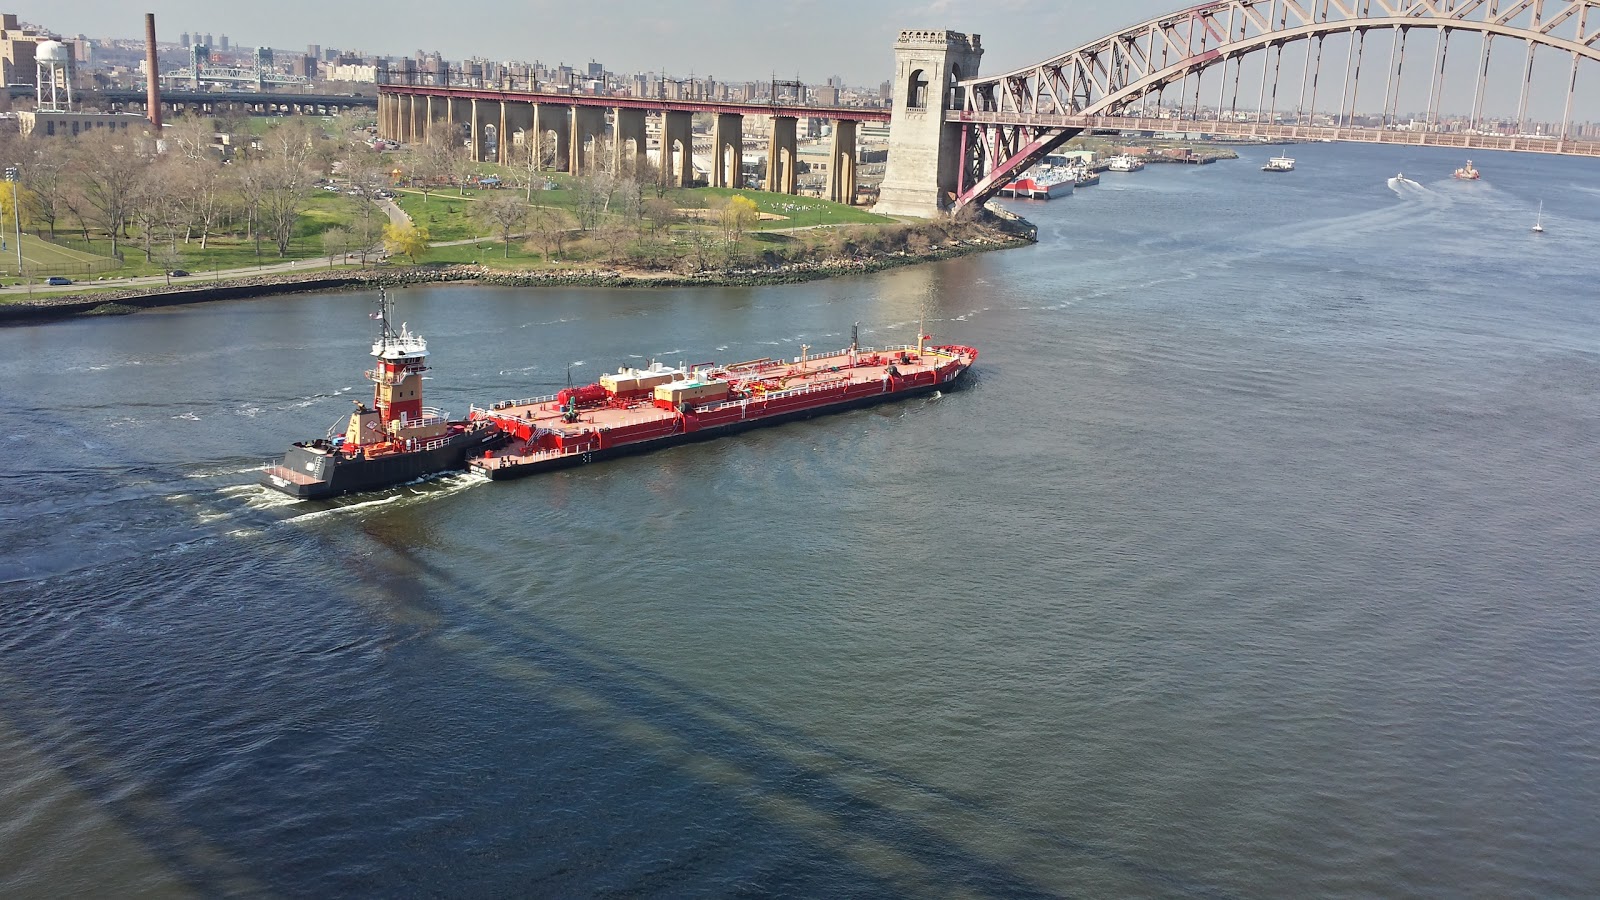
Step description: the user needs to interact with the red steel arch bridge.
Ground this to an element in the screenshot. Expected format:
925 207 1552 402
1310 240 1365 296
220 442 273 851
953 0 1600 211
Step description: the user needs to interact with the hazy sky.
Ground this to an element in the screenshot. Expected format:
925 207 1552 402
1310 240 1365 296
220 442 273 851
28 0 1176 84
24 0 1600 120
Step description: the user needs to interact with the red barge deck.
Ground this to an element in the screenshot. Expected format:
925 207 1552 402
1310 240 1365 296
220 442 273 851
467 339 976 480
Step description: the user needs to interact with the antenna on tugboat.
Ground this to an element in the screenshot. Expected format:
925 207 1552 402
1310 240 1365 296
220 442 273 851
373 286 396 343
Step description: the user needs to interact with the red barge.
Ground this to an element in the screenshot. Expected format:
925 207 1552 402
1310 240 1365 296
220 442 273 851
468 327 977 480
261 291 977 498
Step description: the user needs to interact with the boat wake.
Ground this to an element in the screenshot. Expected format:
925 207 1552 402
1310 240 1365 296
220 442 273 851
1387 174 1426 195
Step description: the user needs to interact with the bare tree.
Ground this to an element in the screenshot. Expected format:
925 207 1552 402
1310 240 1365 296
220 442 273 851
514 129 559 200
595 220 634 265
234 157 269 257
132 160 182 263
322 226 353 267
18 150 67 238
67 128 150 258
473 193 528 258
341 154 387 262
642 197 676 236
449 139 478 196
258 152 315 257
164 115 219 162
407 130 455 205
525 204 571 262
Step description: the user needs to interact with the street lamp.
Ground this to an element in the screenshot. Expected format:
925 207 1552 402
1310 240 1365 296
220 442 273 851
4 166 20 281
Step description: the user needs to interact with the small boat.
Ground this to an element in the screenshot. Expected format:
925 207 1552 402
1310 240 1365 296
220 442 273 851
1453 160 1481 180
1262 155 1296 172
1532 200 1545 234
1106 154 1145 172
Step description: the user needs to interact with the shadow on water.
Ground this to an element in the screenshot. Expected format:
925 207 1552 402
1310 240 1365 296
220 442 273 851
362 532 1237 899
0 490 1239 898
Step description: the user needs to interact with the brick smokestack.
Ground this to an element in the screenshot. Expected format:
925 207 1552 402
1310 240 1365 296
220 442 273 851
145 12 162 129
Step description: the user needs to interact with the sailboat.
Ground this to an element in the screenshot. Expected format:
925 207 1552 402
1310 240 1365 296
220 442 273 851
1532 200 1545 234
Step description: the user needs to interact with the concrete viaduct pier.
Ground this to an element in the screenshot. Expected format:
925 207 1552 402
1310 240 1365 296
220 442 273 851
376 83 886 202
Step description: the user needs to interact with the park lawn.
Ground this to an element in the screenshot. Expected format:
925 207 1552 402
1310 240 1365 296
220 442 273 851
673 187 892 228
396 190 493 243
417 240 549 267
4 233 119 279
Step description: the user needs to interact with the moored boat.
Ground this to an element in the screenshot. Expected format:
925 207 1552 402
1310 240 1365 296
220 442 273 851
1106 154 1145 172
1000 164 1075 200
468 327 977 481
261 289 505 499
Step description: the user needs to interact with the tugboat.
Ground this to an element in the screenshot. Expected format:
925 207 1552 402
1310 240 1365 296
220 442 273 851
1262 155 1296 172
261 289 505 499
1453 159 1481 180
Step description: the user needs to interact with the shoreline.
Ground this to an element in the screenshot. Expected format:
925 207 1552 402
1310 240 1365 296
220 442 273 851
0 227 1035 326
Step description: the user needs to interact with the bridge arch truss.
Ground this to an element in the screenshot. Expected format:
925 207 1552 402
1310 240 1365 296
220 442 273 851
954 0 1600 209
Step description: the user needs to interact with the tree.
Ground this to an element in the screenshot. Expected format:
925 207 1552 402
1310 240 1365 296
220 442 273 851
0 182 34 232
572 172 619 232
234 157 269 257
383 220 429 264
525 204 571 262
17 152 66 238
164 115 219 163
257 153 315 257
407 130 455 204
473 193 528 258
728 195 760 240
514 129 559 200
449 142 478 196
131 160 183 263
322 227 353 268
642 197 676 236
170 150 230 249
595 220 634 264
341 154 388 262
67 128 151 258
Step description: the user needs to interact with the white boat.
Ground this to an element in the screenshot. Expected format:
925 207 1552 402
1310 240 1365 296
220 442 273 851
1532 200 1545 234
999 164 1076 200
1262 155 1296 172
1106 154 1145 172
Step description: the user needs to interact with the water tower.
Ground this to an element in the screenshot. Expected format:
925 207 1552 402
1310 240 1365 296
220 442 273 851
35 40 74 112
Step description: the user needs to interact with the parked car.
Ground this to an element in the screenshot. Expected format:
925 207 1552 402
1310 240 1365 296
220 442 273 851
46 276 73 286
168 269 190 277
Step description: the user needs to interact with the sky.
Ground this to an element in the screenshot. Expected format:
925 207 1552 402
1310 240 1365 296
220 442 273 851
23 0 1600 121
27 0 1171 84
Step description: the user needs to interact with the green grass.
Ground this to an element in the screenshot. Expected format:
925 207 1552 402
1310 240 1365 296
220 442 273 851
668 187 892 228
30 192 378 280
2 233 119 278
396 190 492 243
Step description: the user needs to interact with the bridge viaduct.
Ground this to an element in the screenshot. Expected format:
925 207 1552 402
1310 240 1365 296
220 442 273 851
374 83 887 203
41 87 378 120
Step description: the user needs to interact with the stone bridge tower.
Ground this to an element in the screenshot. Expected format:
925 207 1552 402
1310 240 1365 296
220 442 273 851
874 30 982 219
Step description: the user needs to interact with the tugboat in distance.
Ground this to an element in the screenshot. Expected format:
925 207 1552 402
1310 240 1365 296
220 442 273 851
1453 159 1481 180
261 288 505 499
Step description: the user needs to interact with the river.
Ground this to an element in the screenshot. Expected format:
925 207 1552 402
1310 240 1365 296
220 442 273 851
2 142 1597 897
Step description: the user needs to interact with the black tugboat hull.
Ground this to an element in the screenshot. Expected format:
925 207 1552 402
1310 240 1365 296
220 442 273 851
262 426 506 500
